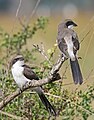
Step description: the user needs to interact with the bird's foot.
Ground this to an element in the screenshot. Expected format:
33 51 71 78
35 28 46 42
78 56 82 59
61 53 67 58
17 88 23 94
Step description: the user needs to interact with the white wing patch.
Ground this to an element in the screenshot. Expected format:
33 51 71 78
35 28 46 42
64 35 75 61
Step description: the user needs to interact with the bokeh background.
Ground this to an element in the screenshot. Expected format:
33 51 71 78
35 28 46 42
0 0 94 91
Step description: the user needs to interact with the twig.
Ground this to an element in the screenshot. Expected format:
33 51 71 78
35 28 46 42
0 56 65 110
0 110 23 120
49 44 57 61
26 91 61 98
82 31 94 69
45 93 61 98
80 30 91 44
26 0 41 25
55 79 73 86
33 44 52 66
19 0 41 29
15 0 23 18
85 68 94 82
18 17 26 29
79 15 94 36
11 0 23 33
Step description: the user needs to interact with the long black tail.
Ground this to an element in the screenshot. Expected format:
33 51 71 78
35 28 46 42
70 58 83 85
35 87 56 116
38 93 56 116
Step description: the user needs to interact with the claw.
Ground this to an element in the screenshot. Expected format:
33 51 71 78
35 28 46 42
17 88 22 94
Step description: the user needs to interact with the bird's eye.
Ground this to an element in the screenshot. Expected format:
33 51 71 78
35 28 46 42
12 58 19 65
12 58 20 64
15 58 20 61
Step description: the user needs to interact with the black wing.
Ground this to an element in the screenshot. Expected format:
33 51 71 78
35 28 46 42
23 65 39 80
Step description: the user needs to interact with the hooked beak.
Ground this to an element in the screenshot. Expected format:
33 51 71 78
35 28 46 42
73 22 78 27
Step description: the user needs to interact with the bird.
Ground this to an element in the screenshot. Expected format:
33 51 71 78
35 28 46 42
57 19 83 85
10 55 56 116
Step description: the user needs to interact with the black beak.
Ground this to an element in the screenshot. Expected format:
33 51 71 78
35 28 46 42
73 22 77 27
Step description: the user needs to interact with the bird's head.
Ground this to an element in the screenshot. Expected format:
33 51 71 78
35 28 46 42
10 55 24 68
64 19 77 29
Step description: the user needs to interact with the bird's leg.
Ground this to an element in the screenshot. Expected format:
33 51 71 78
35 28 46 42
78 56 82 59
22 81 28 89
61 53 68 59
17 81 29 93
17 88 23 94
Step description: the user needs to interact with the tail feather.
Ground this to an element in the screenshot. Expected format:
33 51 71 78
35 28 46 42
70 58 83 85
35 87 56 116
38 93 56 116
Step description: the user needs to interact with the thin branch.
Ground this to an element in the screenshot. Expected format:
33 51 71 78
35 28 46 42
82 31 94 69
80 30 91 44
26 0 41 25
11 0 23 33
19 0 41 29
33 44 52 66
15 0 23 18
73 102 94 115
0 110 23 120
79 15 94 36
84 68 94 82
0 56 66 110
25 91 61 98
45 93 61 98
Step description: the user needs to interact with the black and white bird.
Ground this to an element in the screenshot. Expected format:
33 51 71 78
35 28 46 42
10 55 56 116
57 19 83 85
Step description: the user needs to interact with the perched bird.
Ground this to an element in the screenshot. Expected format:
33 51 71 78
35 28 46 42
57 19 83 85
10 55 56 116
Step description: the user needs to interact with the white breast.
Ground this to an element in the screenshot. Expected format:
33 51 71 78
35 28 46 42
11 61 30 89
